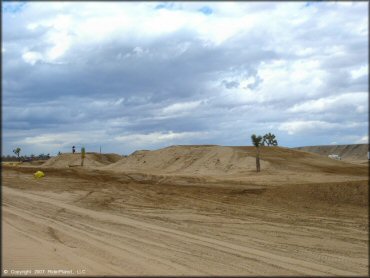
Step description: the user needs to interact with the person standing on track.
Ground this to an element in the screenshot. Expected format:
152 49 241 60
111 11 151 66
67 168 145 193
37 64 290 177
72 145 76 154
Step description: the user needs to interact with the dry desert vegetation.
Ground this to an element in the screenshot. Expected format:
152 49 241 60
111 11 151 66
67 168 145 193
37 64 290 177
2 144 369 276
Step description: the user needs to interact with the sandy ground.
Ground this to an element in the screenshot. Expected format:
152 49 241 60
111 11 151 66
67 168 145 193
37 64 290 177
2 154 368 276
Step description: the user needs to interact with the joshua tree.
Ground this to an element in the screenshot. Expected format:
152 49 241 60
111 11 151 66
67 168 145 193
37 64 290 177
251 134 263 172
263 132 278 146
81 147 86 166
13 147 21 161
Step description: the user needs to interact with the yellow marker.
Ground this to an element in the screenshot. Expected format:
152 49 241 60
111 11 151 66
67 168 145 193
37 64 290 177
34 171 45 179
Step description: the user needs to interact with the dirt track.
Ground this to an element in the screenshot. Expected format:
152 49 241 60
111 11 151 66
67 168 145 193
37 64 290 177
2 160 368 276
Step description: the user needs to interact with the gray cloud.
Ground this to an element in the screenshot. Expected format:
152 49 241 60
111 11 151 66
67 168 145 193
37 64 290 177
2 2 368 155
222 80 239 89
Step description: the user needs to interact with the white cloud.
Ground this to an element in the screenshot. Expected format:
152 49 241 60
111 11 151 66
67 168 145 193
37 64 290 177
256 59 325 102
278 121 334 135
161 101 201 115
114 131 208 146
16 131 108 149
3 2 368 154
288 93 368 113
356 135 368 144
22 51 43 65
89 98 125 108
350 65 368 79
46 31 72 60
278 120 363 135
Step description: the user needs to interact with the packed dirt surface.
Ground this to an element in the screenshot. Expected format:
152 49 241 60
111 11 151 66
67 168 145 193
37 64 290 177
294 144 369 164
2 145 369 276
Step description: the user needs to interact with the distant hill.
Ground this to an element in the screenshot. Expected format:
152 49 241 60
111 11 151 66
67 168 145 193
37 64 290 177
293 144 368 162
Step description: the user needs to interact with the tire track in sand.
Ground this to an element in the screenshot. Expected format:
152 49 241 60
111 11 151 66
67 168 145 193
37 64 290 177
3 186 359 276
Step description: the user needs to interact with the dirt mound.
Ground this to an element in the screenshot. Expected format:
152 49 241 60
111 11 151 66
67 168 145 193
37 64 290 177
104 145 271 175
41 153 122 168
34 145 367 181
104 145 367 177
293 144 368 161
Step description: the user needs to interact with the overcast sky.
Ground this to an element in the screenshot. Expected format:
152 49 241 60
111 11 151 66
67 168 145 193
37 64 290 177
2 1 368 155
